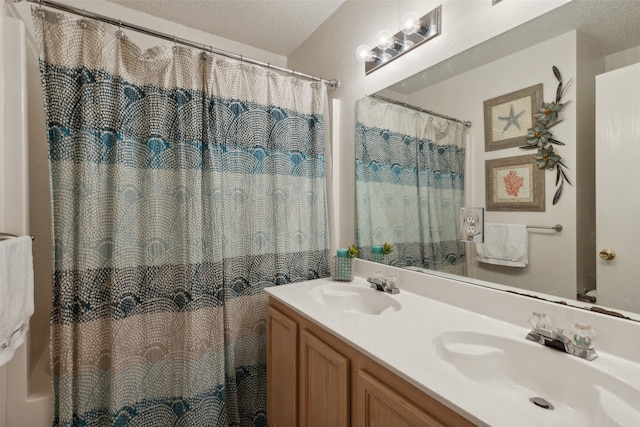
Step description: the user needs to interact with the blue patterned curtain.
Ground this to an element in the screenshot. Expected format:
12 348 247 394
355 96 466 275
34 9 329 426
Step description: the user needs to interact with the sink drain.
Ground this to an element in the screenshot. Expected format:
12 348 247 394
530 397 554 410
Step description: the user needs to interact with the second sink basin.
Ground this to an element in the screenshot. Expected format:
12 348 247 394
432 330 640 426
309 283 401 315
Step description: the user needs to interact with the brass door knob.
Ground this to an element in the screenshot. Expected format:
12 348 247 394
599 249 616 260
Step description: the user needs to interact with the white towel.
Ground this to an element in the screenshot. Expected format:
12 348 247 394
0 236 34 367
475 223 528 267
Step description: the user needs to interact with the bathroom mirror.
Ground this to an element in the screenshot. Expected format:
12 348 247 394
355 1 640 321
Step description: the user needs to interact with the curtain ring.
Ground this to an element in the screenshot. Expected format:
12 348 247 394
79 9 88 28
36 0 45 18
116 19 125 39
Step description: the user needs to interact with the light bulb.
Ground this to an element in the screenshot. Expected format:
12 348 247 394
355 44 379 63
401 12 429 36
401 12 418 34
376 30 403 51
376 30 393 50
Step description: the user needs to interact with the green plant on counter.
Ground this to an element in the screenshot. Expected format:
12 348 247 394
347 245 360 258
382 243 394 255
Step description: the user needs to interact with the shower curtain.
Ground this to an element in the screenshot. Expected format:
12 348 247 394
34 9 329 426
355 96 466 275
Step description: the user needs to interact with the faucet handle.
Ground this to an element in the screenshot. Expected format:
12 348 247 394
571 323 596 349
528 312 551 331
386 274 399 289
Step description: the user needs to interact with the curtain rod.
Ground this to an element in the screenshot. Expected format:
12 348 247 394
369 94 472 128
16 0 339 89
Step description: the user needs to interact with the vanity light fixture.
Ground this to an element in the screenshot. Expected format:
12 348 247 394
356 6 441 75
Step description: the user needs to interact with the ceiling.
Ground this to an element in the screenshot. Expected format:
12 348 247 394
109 0 345 56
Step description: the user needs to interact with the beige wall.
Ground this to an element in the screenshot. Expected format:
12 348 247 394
606 45 640 72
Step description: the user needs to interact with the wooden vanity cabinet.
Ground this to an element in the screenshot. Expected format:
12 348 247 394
355 353 474 427
267 297 474 427
268 298 354 427
267 304 299 427
299 328 351 426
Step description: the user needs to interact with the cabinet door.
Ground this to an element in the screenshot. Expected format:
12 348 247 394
299 329 350 427
357 370 444 427
267 306 298 427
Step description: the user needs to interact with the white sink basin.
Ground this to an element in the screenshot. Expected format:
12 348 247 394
433 330 640 426
309 283 401 315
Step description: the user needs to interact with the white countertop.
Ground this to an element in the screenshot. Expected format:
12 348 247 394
265 274 640 427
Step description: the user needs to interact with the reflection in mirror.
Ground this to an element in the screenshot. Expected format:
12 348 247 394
354 1 640 321
354 96 468 276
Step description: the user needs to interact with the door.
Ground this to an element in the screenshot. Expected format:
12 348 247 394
595 62 640 313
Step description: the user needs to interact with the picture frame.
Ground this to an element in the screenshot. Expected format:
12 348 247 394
485 154 545 212
483 83 542 151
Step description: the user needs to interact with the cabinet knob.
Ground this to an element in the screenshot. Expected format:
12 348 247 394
599 249 615 260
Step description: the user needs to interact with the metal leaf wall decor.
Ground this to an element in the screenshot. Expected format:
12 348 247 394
520 66 572 205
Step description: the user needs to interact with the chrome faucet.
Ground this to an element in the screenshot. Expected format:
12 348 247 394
525 313 597 361
367 274 400 294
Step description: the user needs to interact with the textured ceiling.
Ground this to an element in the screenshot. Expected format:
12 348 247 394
109 0 345 56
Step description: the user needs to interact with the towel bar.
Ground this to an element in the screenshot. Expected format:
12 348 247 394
0 232 35 241
526 224 562 232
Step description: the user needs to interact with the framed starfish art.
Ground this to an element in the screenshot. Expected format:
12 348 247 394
483 84 542 151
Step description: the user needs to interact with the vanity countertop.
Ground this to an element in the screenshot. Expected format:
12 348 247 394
265 274 640 427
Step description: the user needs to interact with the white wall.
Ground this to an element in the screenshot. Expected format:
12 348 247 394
0 15 32 427
606 45 640 72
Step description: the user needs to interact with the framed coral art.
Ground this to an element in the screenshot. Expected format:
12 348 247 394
485 154 545 211
484 84 542 151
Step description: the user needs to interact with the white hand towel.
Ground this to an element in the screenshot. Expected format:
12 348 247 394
0 236 34 367
475 223 528 267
